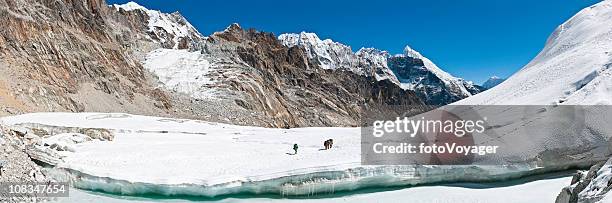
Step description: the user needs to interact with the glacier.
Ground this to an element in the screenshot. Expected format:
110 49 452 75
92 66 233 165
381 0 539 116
143 48 218 99
0 112 594 198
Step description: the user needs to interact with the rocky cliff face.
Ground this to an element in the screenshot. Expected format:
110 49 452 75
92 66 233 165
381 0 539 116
0 0 174 116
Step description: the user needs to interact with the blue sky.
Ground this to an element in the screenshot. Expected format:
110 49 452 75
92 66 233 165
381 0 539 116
108 0 601 84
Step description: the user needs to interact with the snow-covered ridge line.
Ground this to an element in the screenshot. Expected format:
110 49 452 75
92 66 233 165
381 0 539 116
111 1 146 11
277 32 477 104
277 32 363 70
277 32 400 84
276 32 458 82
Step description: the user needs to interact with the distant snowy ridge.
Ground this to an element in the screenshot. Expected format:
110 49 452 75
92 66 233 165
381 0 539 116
482 76 505 89
278 32 345 70
458 0 612 105
277 32 400 84
278 32 481 105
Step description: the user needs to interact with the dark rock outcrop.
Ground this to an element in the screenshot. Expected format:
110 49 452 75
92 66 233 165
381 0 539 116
556 160 612 203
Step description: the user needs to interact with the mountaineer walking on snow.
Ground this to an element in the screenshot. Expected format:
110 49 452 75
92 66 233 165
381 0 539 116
293 144 299 155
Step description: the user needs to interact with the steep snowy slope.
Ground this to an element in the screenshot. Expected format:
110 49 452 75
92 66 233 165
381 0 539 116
458 0 612 105
451 2 612 201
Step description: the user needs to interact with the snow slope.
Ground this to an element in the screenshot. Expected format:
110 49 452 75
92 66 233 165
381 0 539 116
457 0 612 105
454 2 612 201
114 2 217 99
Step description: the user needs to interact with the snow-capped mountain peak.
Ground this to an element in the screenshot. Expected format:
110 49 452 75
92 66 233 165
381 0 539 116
400 45 464 86
112 1 146 11
403 45 425 59
388 45 479 104
112 1 205 50
222 23 242 32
